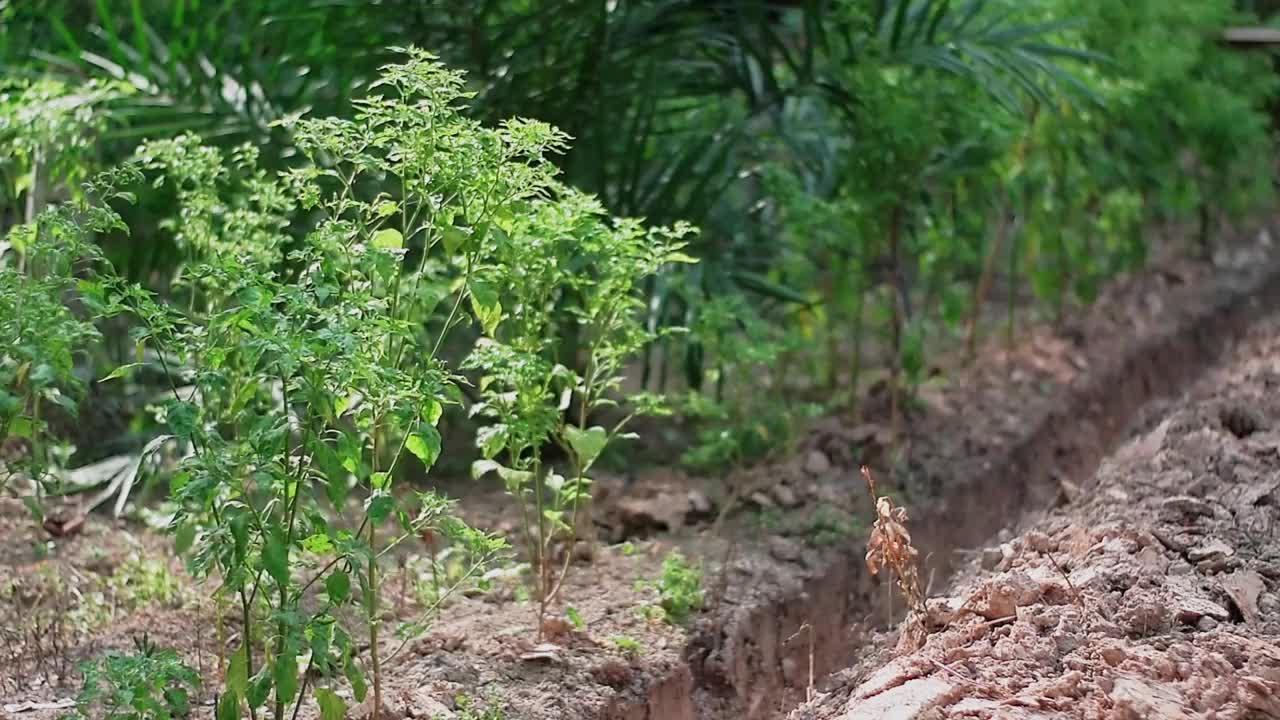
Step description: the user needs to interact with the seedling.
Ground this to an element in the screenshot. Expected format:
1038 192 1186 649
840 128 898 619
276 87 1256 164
63 635 200 720
611 635 643 659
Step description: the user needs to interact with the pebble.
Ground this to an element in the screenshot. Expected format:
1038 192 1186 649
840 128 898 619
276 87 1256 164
804 449 832 475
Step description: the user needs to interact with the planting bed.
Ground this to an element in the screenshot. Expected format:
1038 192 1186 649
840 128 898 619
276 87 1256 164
4 221 1280 720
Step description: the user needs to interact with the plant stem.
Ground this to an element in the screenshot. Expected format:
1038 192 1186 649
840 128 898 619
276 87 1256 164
368 520 381 720
240 589 258 720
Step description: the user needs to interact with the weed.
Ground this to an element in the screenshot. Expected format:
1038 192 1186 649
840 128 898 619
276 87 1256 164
639 551 703 626
619 542 638 557
565 606 585 630
611 635 643 659
454 694 505 720
63 635 200 720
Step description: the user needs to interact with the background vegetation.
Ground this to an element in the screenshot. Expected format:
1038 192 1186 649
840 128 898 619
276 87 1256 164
2 0 1278 717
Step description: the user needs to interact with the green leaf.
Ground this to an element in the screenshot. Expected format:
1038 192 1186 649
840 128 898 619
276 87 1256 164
230 513 250 561
471 459 502 480
174 523 196 555
468 281 503 336
216 692 240 720
325 571 351 604
564 425 609 470
365 493 395 524
274 651 299 707
424 399 444 426
8 416 33 439
345 655 367 702
263 532 290 587
227 645 249 700
441 225 468 255
246 672 271 709
315 688 346 720
372 228 403 250
100 363 144 382
302 533 334 554
370 471 391 491
405 424 442 470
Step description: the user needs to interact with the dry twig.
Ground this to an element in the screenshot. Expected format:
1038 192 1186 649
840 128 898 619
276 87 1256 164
862 466 927 652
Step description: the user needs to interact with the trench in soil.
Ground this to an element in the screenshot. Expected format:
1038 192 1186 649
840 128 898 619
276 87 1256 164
605 224 1280 720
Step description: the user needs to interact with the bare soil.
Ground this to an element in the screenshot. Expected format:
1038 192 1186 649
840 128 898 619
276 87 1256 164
799 260 1280 720
3 220 1280 720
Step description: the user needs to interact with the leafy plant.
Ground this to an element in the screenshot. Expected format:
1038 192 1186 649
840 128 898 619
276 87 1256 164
650 551 704 626
64 636 200 720
104 49 569 720
467 189 696 638
1 166 136 504
611 635 643 659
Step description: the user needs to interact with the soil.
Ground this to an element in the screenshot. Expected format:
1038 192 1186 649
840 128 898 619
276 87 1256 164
798 258 1280 720
3 219 1280 720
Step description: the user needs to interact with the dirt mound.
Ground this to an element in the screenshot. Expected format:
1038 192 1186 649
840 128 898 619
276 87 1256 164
802 313 1280 719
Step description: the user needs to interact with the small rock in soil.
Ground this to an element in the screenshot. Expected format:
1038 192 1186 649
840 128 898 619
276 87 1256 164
768 537 802 564
1197 616 1220 632
405 689 455 719
591 659 634 689
769 483 800 508
1173 594 1230 625
688 489 713 515
804 449 832 476
1219 569 1266 624
749 491 775 508
980 546 1003 571
352 696 400 720
1160 495 1214 519
1187 538 1234 563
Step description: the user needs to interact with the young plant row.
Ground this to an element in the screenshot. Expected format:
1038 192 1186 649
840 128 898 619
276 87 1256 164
675 0 1278 455
3 49 693 720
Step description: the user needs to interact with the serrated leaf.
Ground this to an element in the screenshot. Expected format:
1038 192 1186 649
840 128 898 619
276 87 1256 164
405 424 442 470
325 571 351 603
372 228 403 250
302 533 334 554
315 688 346 720
564 425 608 470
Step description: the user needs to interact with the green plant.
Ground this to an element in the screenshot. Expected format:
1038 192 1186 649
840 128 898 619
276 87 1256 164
454 694 505 720
467 188 696 639
649 551 704 625
611 635 643 658
103 49 567 720
64 635 200 720
565 606 585 630
1 167 135 504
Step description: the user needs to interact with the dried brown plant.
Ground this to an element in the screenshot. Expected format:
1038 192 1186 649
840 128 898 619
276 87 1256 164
862 466 927 652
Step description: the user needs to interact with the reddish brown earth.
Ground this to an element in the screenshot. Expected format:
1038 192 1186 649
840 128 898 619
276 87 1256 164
3 220 1280 720
799 270 1280 720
